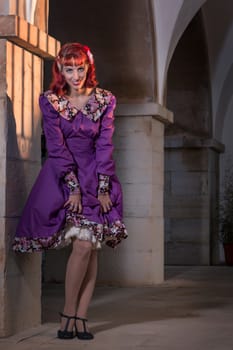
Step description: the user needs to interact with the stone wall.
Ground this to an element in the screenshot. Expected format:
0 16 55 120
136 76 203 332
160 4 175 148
164 137 223 265
164 12 224 265
0 14 59 336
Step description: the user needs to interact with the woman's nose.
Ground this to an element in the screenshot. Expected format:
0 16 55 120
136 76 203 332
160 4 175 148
72 69 79 79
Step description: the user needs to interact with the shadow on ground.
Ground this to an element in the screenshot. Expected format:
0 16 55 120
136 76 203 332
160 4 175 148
42 266 233 335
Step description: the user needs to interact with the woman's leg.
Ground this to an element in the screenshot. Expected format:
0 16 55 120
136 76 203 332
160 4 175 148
76 250 98 331
60 239 92 331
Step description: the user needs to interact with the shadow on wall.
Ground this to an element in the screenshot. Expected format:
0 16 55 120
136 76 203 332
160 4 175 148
5 95 42 334
47 0 155 103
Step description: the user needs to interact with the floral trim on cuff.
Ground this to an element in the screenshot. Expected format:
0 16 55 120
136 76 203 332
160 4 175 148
64 171 80 194
98 174 110 194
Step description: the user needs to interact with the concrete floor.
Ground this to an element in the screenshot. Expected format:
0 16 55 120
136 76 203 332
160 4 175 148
1 266 233 350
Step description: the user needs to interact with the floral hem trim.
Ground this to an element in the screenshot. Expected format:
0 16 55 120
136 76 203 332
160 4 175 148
66 212 127 248
12 231 66 253
12 219 128 252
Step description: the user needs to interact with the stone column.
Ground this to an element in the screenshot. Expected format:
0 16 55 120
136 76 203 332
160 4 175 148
0 15 59 336
98 103 173 285
164 136 224 265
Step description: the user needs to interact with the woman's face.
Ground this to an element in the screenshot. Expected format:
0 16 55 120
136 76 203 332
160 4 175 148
62 63 89 93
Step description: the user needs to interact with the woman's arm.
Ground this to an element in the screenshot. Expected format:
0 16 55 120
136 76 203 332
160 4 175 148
39 93 81 212
95 94 116 212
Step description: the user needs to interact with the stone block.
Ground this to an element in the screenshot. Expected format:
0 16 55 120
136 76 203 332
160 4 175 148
165 241 210 265
6 159 41 217
152 135 164 153
18 14 28 42
6 41 13 97
0 15 60 59
47 35 57 57
6 44 42 161
171 171 208 195
28 24 39 48
114 131 152 151
0 226 41 336
114 148 152 170
98 248 163 285
167 218 209 243
165 148 208 171
98 215 164 285
0 40 6 97
0 277 5 336
116 166 152 185
152 150 164 172
0 218 6 275
165 195 209 218
152 118 164 138
152 163 164 187
5 253 41 335
123 183 153 217
0 158 6 218
114 116 152 136
164 171 171 193
38 29 47 52
120 217 162 253
151 184 164 217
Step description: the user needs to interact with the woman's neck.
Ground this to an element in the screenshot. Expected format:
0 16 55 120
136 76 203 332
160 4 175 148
69 87 92 98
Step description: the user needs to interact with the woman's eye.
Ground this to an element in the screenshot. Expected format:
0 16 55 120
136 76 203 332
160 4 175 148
65 68 73 73
78 67 84 72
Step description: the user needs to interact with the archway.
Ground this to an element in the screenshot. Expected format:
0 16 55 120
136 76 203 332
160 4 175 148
165 10 221 265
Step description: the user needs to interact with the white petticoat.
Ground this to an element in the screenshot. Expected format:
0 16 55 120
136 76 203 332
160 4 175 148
63 225 102 249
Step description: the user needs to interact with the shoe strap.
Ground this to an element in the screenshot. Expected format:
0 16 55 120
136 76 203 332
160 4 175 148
76 316 88 333
59 312 76 331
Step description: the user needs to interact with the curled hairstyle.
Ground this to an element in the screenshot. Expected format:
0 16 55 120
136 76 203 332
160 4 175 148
50 42 98 95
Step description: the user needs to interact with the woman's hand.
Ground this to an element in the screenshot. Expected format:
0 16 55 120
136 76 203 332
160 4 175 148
64 193 82 213
98 193 112 213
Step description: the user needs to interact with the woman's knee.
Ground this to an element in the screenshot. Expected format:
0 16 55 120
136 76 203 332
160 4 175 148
72 239 92 258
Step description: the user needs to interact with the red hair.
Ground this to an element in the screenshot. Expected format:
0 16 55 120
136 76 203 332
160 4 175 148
49 42 98 95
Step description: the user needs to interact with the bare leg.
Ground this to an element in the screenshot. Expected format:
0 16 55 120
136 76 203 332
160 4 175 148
76 250 98 331
60 239 92 331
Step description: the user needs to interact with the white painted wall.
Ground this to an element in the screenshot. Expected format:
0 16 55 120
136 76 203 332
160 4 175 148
151 0 207 104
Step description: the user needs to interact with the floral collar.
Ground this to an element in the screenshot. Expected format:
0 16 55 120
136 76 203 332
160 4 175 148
45 88 112 122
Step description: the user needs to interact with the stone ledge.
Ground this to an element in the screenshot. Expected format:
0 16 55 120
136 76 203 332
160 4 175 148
115 102 173 124
165 135 225 152
0 15 60 58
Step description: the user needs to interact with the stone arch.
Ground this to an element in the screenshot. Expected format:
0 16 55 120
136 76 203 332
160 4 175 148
164 9 221 265
151 0 207 104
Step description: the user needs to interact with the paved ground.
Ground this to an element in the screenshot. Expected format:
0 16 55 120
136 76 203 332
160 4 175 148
1 266 233 350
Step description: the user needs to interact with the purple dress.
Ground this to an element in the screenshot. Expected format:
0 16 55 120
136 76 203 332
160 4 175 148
12 88 127 252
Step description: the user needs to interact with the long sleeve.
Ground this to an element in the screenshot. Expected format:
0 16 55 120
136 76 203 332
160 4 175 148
95 95 116 177
39 93 78 184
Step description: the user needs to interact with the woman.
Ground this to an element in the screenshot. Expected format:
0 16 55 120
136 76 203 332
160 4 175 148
12 42 127 340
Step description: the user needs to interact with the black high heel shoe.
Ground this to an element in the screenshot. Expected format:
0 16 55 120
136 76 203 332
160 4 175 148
57 312 75 339
75 316 94 340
